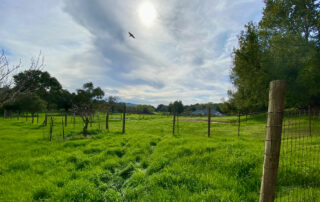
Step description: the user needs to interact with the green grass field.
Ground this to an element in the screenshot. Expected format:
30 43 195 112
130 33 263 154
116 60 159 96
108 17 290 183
0 113 319 201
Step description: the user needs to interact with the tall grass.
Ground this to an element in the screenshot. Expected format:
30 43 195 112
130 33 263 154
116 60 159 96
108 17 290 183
0 113 318 201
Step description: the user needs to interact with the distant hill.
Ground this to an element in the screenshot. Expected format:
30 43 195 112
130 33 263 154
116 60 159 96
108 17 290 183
125 103 138 107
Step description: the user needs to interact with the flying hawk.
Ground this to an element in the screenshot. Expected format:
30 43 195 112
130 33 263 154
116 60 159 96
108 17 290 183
128 32 135 39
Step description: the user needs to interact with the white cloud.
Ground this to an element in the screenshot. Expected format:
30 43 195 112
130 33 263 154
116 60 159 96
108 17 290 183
0 0 264 105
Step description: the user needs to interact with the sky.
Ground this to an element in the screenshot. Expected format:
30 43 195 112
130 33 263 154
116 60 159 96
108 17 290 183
0 0 265 105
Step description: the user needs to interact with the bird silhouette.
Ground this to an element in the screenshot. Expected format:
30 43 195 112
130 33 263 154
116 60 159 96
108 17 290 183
128 32 135 39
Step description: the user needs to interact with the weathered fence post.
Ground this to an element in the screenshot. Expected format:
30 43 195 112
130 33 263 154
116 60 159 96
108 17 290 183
44 114 47 126
62 118 65 140
177 114 179 134
32 113 34 124
122 105 126 134
172 113 176 135
49 117 53 141
98 114 101 130
208 107 211 137
308 104 311 136
259 80 286 202
65 114 67 127
37 114 39 124
73 114 75 129
238 113 241 137
106 112 109 131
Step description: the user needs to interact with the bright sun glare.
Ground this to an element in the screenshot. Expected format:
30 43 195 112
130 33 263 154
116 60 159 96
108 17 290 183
138 2 157 27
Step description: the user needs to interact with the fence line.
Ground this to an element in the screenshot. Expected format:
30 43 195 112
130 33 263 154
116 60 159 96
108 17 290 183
275 109 320 201
2 100 319 201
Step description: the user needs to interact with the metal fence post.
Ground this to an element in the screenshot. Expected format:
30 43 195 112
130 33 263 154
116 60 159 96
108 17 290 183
259 80 286 202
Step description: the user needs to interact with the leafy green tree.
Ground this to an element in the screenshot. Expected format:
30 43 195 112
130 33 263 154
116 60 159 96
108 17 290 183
107 96 119 112
169 100 184 115
13 70 67 110
156 104 168 112
230 0 320 110
136 105 155 114
10 93 47 116
72 82 104 136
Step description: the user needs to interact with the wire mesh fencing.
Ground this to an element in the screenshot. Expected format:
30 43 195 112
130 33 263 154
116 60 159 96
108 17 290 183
275 109 320 201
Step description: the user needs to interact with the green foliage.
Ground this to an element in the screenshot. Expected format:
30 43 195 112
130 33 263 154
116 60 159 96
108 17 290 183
135 105 155 114
156 104 168 112
73 82 105 107
230 0 320 110
169 100 184 114
13 70 70 110
5 93 47 114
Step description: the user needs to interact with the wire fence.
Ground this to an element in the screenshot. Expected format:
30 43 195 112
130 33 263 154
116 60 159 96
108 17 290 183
275 109 320 201
1 106 320 201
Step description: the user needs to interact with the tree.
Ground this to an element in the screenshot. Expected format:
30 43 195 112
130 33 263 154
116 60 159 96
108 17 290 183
4 93 47 116
169 100 184 115
156 104 169 112
136 105 155 114
107 96 119 112
15 93 47 115
229 0 320 110
0 51 45 108
72 82 104 136
13 70 63 108
0 51 20 108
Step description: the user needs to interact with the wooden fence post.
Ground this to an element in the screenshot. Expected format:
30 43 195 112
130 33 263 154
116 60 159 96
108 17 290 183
177 114 179 134
49 117 53 141
308 104 311 136
122 105 126 134
238 113 241 137
73 114 75 129
65 114 67 127
98 114 101 130
44 114 47 126
37 114 39 124
259 80 286 202
208 107 211 137
172 113 176 135
62 118 65 140
32 113 34 124
106 112 109 131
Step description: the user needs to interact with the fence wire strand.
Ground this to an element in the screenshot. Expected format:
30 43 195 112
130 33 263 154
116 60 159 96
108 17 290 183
276 109 320 201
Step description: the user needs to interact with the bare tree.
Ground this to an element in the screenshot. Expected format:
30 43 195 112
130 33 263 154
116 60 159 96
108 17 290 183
72 104 93 136
0 50 43 108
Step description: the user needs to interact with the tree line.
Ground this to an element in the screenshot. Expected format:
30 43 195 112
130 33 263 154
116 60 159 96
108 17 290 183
0 68 230 117
226 0 320 113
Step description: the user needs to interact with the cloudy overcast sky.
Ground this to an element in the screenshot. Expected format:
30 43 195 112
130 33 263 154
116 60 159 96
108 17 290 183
0 0 265 105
